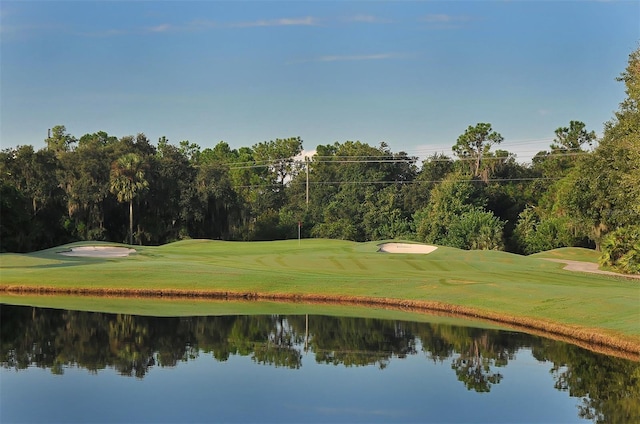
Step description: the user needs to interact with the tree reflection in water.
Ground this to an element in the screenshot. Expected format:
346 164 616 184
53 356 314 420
1 304 638 423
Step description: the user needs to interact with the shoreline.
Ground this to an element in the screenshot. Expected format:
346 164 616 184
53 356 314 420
2 284 638 361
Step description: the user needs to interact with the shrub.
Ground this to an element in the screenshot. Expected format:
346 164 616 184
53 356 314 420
599 226 640 274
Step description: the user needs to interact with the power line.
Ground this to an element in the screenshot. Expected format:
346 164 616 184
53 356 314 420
231 177 560 190
220 151 591 171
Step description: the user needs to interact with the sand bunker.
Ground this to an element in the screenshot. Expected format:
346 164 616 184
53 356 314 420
59 246 136 258
543 259 640 280
378 243 438 254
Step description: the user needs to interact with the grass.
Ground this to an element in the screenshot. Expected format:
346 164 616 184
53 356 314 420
531 247 601 263
1 239 639 357
0 293 513 332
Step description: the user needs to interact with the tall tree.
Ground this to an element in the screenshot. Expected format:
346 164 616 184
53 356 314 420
252 137 303 186
581 47 640 254
58 133 114 240
602 46 640 224
109 153 149 245
178 140 201 164
45 125 77 156
306 141 416 241
413 173 480 246
144 139 195 243
400 153 456 215
551 120 597 152
191 162 237 239
0 146 67 251
245 137 303 239
527 48 640 254
1 145 60 216
201 142 268 240
452 123 503 180
532 120 596 180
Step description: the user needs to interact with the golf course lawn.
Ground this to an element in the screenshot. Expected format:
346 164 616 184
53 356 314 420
1 239 638 357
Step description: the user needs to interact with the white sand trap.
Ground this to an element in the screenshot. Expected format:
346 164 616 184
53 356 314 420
59 246 136 258
378 243 438 254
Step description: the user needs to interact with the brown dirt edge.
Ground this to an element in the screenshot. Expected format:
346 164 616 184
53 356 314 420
2 285 638 361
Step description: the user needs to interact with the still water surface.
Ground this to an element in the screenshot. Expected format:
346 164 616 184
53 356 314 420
1 304 638 423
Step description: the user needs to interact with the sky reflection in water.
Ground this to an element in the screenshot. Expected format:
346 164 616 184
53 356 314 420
2 348 582 423
1 305 637 423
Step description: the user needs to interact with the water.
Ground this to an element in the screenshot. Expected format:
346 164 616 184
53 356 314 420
1 305 638 423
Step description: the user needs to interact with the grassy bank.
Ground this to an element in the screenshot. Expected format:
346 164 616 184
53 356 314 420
1 239 639 357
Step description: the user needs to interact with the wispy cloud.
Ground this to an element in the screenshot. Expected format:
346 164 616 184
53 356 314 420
420 14 474 28
142 16 318 33
84 28 130 37
4 13 374 39
230 16 319 28
343 14 393 24
184 19 218 31
6 13 399 39
147 23 173 33
317 53 397 62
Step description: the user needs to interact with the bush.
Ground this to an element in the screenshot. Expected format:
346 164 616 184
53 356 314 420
513 207 578 254
444 208 505 250
599 226 640 274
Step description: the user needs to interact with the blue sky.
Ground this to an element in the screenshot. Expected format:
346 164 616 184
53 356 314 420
1 1 638 162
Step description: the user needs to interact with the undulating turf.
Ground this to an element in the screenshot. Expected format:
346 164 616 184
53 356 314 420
1 239 638 355
531 247 601 263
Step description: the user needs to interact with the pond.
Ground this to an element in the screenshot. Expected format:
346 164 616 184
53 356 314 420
1 304 638 423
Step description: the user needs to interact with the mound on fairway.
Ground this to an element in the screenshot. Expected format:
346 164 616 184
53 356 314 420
59 246 136 258
378 242 438 254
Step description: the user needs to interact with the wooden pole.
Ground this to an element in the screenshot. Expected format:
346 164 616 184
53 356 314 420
305 157 309 207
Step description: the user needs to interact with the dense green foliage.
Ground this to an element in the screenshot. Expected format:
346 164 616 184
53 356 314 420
1 48 638 271
600 225 640 274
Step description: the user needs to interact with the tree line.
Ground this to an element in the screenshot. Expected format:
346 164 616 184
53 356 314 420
2 48 638 273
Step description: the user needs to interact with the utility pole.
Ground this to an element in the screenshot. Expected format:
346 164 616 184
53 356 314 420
305 156 309 208
305 314 309 352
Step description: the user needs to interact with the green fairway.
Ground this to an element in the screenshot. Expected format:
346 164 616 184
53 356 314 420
531 247 601 263
1 239 639 354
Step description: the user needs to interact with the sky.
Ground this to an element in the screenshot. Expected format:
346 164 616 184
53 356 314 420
1 0 638 163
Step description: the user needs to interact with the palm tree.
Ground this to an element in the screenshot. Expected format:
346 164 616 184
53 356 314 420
109 153 148 245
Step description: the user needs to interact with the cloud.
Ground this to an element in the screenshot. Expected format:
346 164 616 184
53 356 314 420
85 28 130 37
147 23 172 33
140 17 318 33
231 16 319 28
5 14 330 39
419 14 473 27
188 19 218 30
343 14 393 24
317 53 397 62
